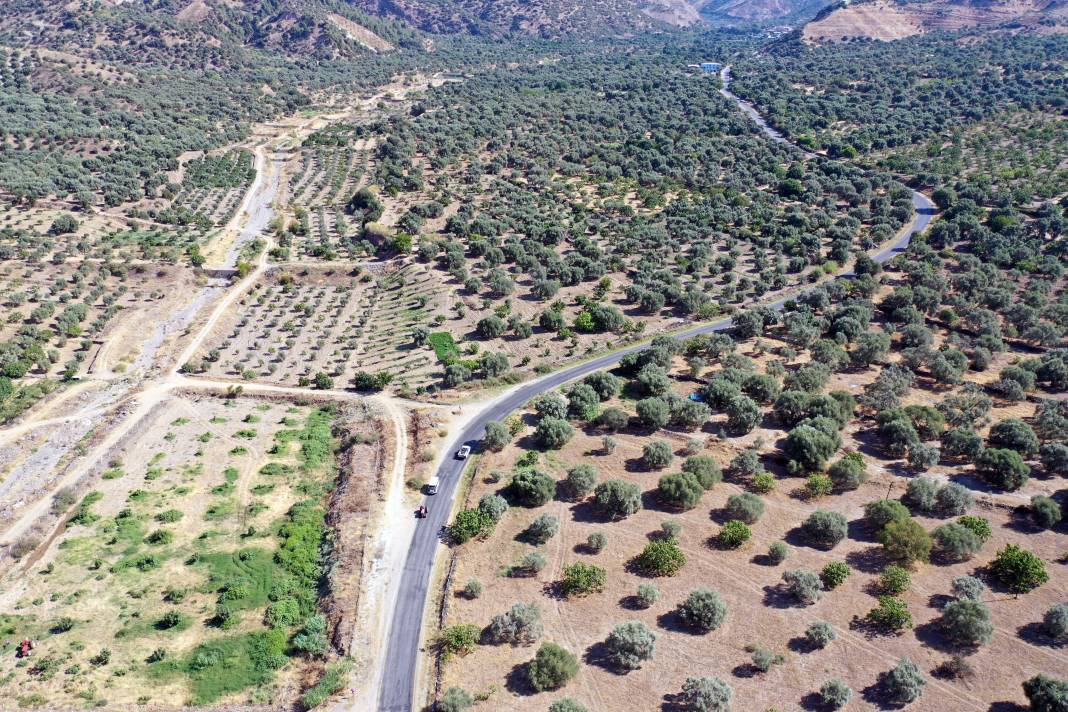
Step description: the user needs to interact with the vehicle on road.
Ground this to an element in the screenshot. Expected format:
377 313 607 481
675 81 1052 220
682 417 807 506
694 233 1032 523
425 476 440 495
455 445 471 460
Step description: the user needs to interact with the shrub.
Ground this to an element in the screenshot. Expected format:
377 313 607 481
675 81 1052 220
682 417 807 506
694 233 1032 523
463 579 483 599
682 455 722 489
802 510 848 549
717 520 751 548
867 596 913 632
783 569 823 605
1041 442 1068 476
437 624 480 662
991 544 1049 593
677 588 728 632
549 700 588 712
679 677 732 712
517 551 547 575
478 494 509 522
560 563 606 597
483 421 512 452
988 418 1040 456
751 472 776 493
591 479 641 519
597 407 630 433
768 541 789 564
942 428 984 461
864 499 910 531
536 417 574 449
636 397 670 429
450 508 493 544
661 518 682 539
951 575 986 601
883 658 926 705
642 440 674 470
880 565 911 594
657 473 703 510
903 477 938 513
805 621 836 649
957 515 992 542
828 452 868 490
1043 603 1068 641
1031 495 1062 529
526 514 559 545
784 424 838 473
976 448 1030 491
437 687 473 712
805 474 833 498
1023 674 1068 712
636 583 660 608
935 482 974 516
942 599 994 647
508 469 555 507
564 464 598 499
878 518 931 565
908 443 941 471
820 561 851 589
527 642 579 691
604 621 656 671
635 539 686 576
586 531 607 553
486 603 542 645
932 523 982 562
820 678 852 709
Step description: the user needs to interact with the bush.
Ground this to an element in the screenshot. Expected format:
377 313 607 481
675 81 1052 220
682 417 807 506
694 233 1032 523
991 544 1049 593
828 452 868 490
751 472 776 493
988 418 1040 456
597 407 630 432
437 687 473 712
878 518 931 565
717 520 751 548
560 563 606 597
802 510 848 549
941 599 994 647
864 499 911 531
903 477 938 513
517 551 547 575
867 596 913 632
951 575 986 601
635 539 686 576
677 588 728 632
805 621 836 649
636 397 670 429
526 514 559 545
820 561 851 589
586 531 607 553
564 464 598 499
1043 603 1068 641
549 700 588 712
536 417 574 449
820 678 852 709
1023 674 1068 712
780 569 821 605
783 424 838 473
527 642 579 691
642 440 674 470
768 541 789 564
1041 442 1068 476
1031 495 1062 529
636 583 660 608
508 469 555 507
483 421 512 452
883 658 926 705
805 474 833 498
880 565 911 594
977 448 1030 491
661 518 682 539
682 455 722 489
450 508 493 544
680 676 733 711
478 494 509 522
437 624 480 662
957 515 992 542
463 579 483 599
593 480 642 519
486 602 542 645
657 473 703 510
935 482 974 516
722 493 763 524
932 523 981 562
604 621 656 671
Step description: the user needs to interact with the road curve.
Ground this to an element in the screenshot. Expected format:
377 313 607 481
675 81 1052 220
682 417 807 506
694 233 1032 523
377 67 936 712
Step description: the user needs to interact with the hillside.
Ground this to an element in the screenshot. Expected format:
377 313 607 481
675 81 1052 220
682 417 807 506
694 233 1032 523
700 0 834 25
803 0 1068 41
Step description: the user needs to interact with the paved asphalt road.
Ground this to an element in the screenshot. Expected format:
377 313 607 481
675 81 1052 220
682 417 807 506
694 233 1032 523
377 70 936 712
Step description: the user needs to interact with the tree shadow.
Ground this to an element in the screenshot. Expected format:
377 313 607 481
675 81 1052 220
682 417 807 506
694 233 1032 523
787 635 820 654
751 553 779 566
582 641 629 675
845 545 886 574
988 703 1028 712
568 499 607 524
504 661 535 696
731 662 759 678
927 593 954 610
619 594 649 611
1017 621 1064 649
913 618 963 654
799 692 828 711
655 610 703 635
1004 506 1041 534
847 516 880 543
762 583 798 609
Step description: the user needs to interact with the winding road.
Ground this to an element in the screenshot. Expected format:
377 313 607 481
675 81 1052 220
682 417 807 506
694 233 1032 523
377 65 936 712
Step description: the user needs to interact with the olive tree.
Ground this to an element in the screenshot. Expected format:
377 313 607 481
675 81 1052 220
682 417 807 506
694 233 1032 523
677 588 728 632
604 621 656 671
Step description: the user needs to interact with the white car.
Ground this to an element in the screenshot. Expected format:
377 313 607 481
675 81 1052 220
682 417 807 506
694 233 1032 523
455 445 472 460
